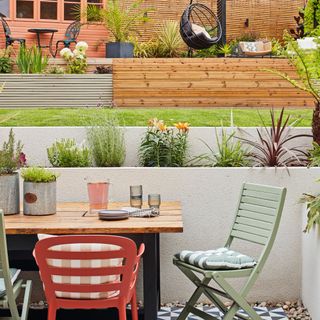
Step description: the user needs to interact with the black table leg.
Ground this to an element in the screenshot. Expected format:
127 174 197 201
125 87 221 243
142 233 160 320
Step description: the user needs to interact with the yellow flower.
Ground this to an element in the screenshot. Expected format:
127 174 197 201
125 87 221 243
174 122 190 133
157 122 167 132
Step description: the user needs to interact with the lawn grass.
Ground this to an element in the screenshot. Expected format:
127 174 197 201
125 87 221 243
0 107 313 127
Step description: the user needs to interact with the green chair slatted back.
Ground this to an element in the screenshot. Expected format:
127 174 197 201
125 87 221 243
173 183 287 320
0 210 32 320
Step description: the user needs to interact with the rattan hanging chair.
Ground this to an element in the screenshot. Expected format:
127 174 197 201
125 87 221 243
180 0 222 50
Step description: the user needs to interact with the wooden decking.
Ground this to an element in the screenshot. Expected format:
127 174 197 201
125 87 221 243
112 58 314 108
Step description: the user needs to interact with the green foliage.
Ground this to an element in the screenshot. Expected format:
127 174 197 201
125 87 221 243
304 0 320 34
86 114 126 167
190 129 250 167
156 20 183 57
132 38 160 58
139 119 189 167
0 46 13 73
308 142 320 166
21 167 58 183
16 46 48 74
271 38 285 56
47 138 91 167
0 129 24 175
193 45 218 57
84 0 151 42
218 43 232 57
301 188 320 232
46 65 65 74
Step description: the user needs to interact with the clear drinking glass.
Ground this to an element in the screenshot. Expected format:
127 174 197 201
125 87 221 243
130 185 143 208
87 182 109 213
148 194 161 209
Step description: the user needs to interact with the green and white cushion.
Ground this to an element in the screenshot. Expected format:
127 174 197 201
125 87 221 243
175 248 256 270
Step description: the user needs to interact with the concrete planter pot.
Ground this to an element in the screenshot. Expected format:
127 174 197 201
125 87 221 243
0 172 20 215
23 181 56 216
106 42 134 58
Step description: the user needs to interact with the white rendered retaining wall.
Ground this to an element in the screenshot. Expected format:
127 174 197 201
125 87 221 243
0 127 318 306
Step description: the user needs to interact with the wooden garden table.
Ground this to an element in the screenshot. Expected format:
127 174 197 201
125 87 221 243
4 201 183 320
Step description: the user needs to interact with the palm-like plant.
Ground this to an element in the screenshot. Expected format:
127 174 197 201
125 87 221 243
266 33 320 145
239 108 311 167
83 0 151 42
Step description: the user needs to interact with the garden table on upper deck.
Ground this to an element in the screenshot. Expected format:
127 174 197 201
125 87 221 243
4 201 183 320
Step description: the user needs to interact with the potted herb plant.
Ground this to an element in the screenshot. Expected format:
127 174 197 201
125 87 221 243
84 0 151 58
0 129 26 215
21 167 59 216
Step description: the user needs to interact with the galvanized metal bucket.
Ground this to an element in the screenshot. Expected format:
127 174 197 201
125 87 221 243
23 181 56 216
0 172 20 215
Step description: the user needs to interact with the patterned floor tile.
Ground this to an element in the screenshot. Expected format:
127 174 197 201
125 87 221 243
157 306 288 320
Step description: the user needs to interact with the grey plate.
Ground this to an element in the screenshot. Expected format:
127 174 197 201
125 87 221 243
99 210 128 215
99 214 129 221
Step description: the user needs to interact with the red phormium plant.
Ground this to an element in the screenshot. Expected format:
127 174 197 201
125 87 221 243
239 108 311 167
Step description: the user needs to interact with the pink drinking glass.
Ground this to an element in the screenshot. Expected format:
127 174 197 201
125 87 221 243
87 182 110 213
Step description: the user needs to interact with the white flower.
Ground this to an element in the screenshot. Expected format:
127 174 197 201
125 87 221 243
73 49 85 60
76 41 88 52
60 47 73 59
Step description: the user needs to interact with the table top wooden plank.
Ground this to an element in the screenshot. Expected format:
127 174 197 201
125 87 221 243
4 202 183 235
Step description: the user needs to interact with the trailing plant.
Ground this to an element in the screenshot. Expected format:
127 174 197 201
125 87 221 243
239 108 311 167
0 46 13 73
21 167 58 183
266 33 320 145
0 129 26 175
16 46 48 74
156 20 184 57
60 42 88 74
47 138 91 167
300 181 320 232
83 0 151 42
139 119 189 167
86 114 126 167
190 129 250 167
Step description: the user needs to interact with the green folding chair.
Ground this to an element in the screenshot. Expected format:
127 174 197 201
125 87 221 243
0 210 32 320
173 183 286 320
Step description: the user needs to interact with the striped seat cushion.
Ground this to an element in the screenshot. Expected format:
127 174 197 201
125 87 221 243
175 247 256 270
38 234 122 300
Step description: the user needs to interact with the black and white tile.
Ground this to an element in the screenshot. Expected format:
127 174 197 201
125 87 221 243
157 306 288 320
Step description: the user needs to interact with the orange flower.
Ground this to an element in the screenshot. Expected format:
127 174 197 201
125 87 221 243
174 122 190 133
157 122 167 132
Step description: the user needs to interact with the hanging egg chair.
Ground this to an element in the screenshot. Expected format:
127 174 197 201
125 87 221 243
180 0 222 50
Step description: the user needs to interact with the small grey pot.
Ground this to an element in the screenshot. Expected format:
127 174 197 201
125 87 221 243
23 181 56 216
0 172 20 215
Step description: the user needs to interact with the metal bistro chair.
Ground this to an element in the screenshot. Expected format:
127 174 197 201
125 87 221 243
173 183 286 320
0 17 25 48
0 210 32 320
34 235 144 320
54 21 82 57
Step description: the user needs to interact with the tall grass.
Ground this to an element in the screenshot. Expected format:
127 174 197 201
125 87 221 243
86 114 126 167
16 46 48 74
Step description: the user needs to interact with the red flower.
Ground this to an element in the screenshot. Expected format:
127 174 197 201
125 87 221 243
19 152 27 167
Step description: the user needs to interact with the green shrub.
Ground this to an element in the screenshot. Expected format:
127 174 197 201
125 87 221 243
190 129 250 167
0 129 25 175
139 119 189 167
16 46 48 74
21 167 58 183
47 138 91 167
87 115 126 167
0 46 13 73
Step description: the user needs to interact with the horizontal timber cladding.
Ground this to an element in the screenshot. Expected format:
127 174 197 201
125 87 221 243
0 74 112 108
112 58 314 108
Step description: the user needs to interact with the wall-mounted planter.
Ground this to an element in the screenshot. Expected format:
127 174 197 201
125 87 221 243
23 181 56 216
0 172 20 215
0 74 113 108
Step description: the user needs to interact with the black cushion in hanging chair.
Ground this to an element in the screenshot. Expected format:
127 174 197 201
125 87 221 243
180 2 222 50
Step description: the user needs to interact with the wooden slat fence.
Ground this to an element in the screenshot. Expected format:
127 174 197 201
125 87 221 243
0 74 112 108
113 58 314 108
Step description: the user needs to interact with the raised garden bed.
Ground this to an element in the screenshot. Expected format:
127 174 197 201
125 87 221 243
0 74 113 108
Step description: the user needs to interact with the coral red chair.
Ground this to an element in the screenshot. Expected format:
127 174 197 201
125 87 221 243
34 235 144 320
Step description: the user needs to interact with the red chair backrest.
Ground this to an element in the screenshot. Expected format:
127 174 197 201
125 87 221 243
34 235 140 301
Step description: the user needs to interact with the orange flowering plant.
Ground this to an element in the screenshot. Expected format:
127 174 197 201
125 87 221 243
139 119 189 167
